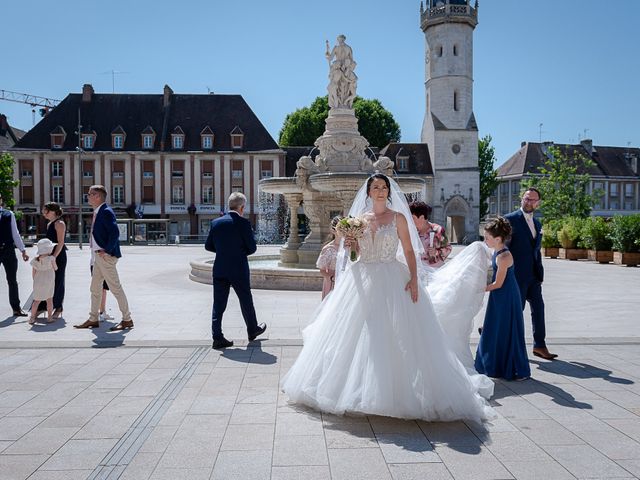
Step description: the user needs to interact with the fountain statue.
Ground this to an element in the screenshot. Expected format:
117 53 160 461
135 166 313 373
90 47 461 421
260 34 422 269
190 35 424 289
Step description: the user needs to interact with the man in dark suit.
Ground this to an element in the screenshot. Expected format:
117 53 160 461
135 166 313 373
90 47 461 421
74 185 134 331
206 192 266 349
505 187 557 360
0 194 29 316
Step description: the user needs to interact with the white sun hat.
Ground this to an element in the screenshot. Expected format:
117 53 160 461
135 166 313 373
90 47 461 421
35 238 56 256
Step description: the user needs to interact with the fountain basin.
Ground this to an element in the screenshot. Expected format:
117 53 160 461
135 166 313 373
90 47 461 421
189 255 322 291
259 177 303 195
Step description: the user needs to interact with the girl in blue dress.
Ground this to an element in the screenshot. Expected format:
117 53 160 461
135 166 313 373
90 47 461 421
475 217 531 381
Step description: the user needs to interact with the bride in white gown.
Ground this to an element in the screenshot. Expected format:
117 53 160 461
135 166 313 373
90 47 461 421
282 174 495 423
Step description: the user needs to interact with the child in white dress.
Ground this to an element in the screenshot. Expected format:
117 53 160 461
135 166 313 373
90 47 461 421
29 238 57 325
316 217 341 300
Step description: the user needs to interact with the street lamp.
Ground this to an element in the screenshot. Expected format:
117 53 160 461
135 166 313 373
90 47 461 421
75 107 83 249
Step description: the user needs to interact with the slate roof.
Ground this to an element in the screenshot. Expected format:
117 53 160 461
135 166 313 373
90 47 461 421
379 143 433 175
14 88 279 152
498 141 640 179
0 114 26 149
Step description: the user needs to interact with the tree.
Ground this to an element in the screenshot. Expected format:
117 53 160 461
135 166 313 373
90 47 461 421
279 96 401 149
0 152 19 210
521 146 601 219
478 135 499 220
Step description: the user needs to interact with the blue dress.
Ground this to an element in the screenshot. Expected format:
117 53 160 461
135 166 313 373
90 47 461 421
475 248 531 380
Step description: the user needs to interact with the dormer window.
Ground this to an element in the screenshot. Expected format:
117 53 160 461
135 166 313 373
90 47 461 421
111 125 126 150
82 132 96 150
50 126 66 149
171 126 185 150
396 156 409 172
230 126 244 150
201 126 214 150
141 125 156 150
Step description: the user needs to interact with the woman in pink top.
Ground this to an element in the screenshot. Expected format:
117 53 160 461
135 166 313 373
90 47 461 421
409 201 452 268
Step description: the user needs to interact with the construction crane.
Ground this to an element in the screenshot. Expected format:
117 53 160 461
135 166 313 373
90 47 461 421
0 89 61 124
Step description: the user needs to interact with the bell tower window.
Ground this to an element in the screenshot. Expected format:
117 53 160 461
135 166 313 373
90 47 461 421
453 91 459 112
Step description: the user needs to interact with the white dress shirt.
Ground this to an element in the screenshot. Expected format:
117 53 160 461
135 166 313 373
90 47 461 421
90 203 106 265
520 208 537 238
0 206 26 252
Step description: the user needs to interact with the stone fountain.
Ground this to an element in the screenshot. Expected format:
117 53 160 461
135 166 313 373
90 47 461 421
190 35 424 289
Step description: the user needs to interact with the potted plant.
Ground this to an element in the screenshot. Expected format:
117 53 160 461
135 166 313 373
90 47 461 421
581 216 613 263
558 217 587 260
610 214 640 266
541 218 562 258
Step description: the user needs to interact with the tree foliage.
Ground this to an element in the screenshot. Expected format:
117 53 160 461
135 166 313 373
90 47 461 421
521 146 601 219
0 152 18 209
478 135 499 220
279 96 401 149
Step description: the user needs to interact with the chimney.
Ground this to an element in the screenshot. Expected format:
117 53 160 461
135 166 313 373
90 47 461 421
163 84 173 107
0 114 8 133
521 141 526 148
580 138 593 155
82 84 94 103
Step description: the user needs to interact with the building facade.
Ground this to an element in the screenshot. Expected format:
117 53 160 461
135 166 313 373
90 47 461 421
492 140 640 217
10 84 285 240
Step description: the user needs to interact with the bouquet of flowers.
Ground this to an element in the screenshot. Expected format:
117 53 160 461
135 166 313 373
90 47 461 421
336 216 368 262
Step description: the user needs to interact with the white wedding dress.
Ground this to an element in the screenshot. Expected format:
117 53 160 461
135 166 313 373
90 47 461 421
282 214 495 423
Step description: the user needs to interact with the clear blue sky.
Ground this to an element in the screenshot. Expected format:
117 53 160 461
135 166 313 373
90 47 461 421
3 0 639 166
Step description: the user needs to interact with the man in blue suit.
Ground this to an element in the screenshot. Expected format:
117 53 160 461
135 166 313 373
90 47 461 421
505 187 557 360
206 192 266 349
74 185 134 331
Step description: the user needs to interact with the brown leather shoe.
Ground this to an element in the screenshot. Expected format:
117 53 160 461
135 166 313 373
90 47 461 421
109 320 134 331
74 319 99 329
532 347 558 360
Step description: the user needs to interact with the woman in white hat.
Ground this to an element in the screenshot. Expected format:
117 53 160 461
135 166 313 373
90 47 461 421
29 238 58 325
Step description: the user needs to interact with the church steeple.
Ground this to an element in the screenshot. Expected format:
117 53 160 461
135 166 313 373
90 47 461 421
419 0 480 242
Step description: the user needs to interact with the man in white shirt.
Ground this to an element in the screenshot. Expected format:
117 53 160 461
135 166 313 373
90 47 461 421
0 194 29 316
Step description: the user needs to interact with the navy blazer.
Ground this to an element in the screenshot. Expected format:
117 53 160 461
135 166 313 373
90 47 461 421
93 204 122 258
504 209 543 284
205 211 257 279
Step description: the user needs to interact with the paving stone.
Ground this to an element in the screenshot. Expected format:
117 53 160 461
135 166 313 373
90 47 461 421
273 435 328 466
230 402 277 425
500 460 575 480
73 413 138 439
418 421 482 446
276 411 324 436
369 416 422 435
211 449 272 480
388 463 454 480
606 418 640 442
328 448 392 480
0 415 46 440
616 459 640 478
4 426 78 454
575 429 640 460
324 422 379 449
509 418 584 446
0 454 49 480
138 425 179 453
119 451 163 480
376 433 439 463
155 436 222 469
483 431 553 463
435 444 514 480
220 423 274 451
38 438 118 470
271 465 332 480
149 467 213 479
542 444 634 478
26 470 95 480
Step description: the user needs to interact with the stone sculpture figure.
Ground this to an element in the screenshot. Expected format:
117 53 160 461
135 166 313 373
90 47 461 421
326 35 358 109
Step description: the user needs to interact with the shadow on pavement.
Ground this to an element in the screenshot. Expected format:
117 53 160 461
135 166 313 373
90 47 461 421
531 358 634 385
221 341 278 365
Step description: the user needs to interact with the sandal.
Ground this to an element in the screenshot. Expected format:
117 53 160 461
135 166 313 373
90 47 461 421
28 317 36 325
52 308 63 319
46 317 56 324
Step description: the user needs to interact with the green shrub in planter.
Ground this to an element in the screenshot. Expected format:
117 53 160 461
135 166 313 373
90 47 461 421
541 219 562 248
609 214 640 253
580 216 612 251
557 217 583 249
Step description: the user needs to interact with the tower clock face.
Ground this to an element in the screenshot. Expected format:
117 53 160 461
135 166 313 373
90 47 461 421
452 144 461 154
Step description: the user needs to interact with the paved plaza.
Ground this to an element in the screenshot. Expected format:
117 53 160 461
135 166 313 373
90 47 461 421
1 245 640 479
